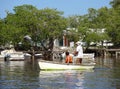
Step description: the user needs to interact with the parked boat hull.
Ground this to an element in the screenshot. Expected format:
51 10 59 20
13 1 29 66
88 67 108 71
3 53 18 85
0 50 31 61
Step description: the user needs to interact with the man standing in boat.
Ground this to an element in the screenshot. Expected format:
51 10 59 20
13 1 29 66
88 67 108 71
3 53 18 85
74 41 83 64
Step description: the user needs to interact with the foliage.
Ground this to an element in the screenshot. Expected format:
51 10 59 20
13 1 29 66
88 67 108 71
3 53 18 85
0 0 120 51
0 5 67 48
110 0 120 8
66 8 110 48
0 5 67 60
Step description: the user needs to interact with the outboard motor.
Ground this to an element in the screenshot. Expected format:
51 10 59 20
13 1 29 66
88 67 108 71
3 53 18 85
4 54 10 61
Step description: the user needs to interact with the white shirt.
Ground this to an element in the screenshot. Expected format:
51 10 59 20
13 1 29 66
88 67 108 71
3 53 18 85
76 44 83 58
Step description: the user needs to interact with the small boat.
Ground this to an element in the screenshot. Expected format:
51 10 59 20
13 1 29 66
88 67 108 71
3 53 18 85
39 61 95 70
6 52 25 61
0 49 31 61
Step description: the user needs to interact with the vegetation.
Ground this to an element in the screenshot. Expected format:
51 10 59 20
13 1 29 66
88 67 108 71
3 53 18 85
0 5 67 60
66 0 120 48
0 0 120 60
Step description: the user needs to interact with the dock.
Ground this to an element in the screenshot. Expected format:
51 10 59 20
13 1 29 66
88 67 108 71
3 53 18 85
104 49 120 58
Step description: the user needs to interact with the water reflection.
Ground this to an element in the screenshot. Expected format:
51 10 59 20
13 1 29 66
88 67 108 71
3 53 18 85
96 57 120 68
0 57 120 89
39 69 118 89
39 70 92 89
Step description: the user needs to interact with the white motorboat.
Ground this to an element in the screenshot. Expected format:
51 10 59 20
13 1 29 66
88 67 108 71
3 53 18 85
0 49 31 61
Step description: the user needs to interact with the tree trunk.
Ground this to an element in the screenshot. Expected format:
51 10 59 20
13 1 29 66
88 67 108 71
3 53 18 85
42 38 54 61
43 50 53 61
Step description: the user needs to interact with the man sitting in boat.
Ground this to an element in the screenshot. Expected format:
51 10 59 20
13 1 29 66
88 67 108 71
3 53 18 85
65 51 73 64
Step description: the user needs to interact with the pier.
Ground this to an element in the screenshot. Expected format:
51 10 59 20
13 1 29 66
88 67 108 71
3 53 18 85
104 49 120 58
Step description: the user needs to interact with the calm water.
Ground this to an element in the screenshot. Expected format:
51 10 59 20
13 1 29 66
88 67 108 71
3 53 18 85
0 57 120 89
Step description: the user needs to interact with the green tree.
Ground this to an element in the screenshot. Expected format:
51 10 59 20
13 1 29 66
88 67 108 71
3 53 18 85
105 8 120 46
2 5 67 60
110 0 120 8
0 19 5 45
65 15 81 42
109 0 120 46
35 8 67 60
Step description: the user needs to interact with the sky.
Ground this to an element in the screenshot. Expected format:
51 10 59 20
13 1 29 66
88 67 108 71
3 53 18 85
0 0 112 18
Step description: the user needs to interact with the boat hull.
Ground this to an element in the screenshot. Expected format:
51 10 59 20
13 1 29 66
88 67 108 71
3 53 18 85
39 61 94 70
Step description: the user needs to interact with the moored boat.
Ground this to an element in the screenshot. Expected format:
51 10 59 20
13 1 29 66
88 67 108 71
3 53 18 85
39 60 95 70
0 49 31 61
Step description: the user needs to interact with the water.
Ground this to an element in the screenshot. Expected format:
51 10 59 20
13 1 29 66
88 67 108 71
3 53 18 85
0 57 120 89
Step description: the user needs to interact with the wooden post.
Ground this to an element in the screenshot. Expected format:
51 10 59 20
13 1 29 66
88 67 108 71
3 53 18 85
31 47 35 61
116 52 120 58
104 49 107 57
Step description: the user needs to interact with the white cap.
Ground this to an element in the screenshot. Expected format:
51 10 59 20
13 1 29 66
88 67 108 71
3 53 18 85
75 41 81 45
